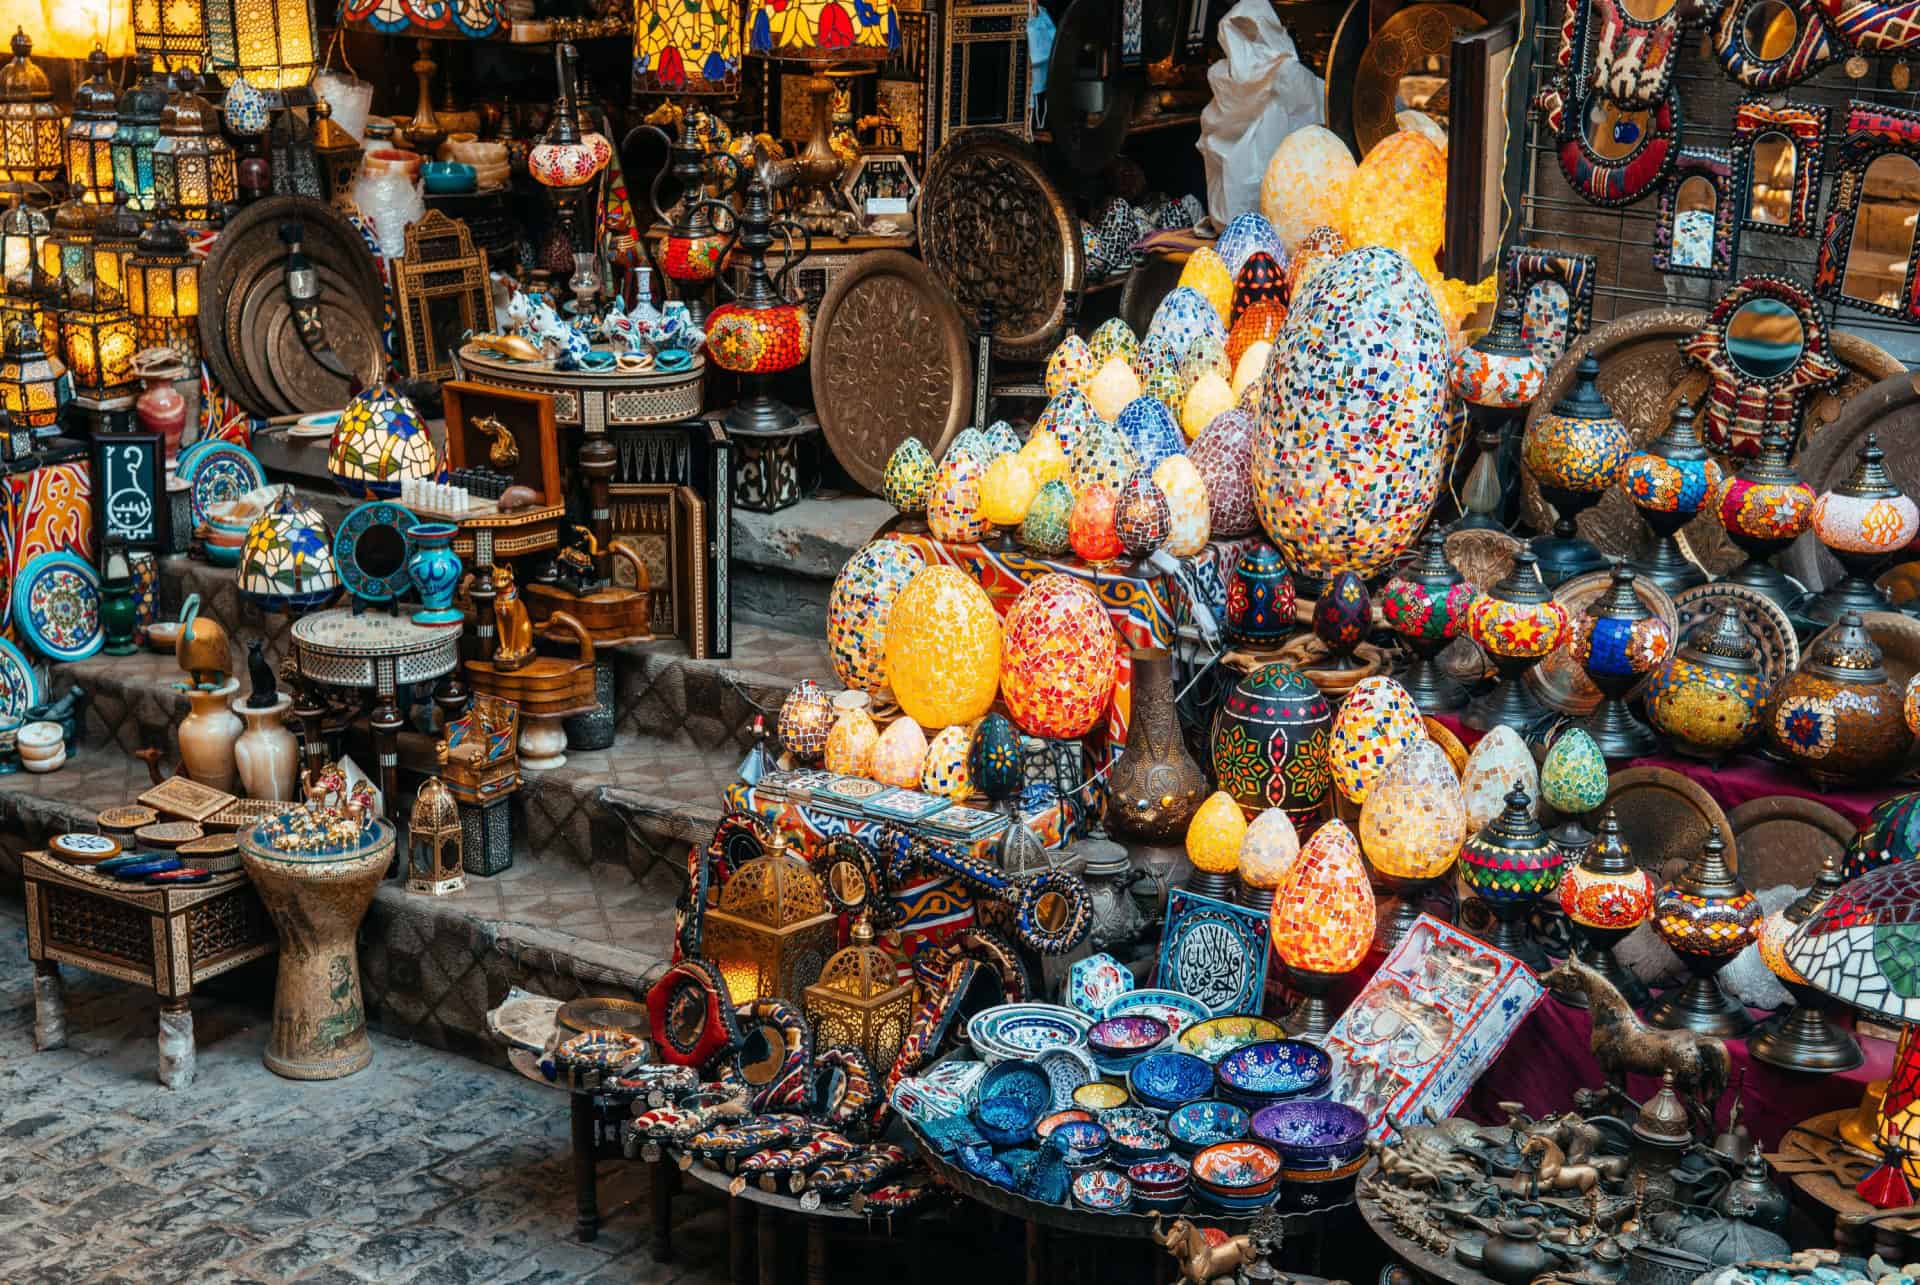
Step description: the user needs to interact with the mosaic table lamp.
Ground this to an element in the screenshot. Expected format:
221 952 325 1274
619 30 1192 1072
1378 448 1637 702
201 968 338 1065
1459 785 1564 972
1270 818 1375 1039
1649 829 1759 1037
1751 850 1861 1074
1807 433 1920 627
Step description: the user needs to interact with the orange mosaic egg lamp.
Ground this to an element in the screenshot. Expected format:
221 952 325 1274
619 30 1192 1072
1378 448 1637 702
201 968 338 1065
1269 818 1374 1039
704 173 813 434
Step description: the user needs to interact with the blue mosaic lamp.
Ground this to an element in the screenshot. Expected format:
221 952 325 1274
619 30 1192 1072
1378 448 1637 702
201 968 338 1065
328 383 438 499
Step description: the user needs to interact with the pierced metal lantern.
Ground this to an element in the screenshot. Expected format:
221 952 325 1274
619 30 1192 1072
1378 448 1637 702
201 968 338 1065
0 319 69 432
91 200 143 308
42 200 96 302
0 31 65 186
0 201 47 295
204 0 320 92
802 913 913 1075
152 83 237 227
60 300 138 400
310 98 361 210
66 47 118 207
407 777 465 896
113 56 169 213
135 0 211 70
703 833 838 1006
127 219 199 355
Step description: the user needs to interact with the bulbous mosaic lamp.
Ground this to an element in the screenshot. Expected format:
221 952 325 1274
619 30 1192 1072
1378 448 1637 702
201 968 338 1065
1270 818 1374 1039
1649 829 1759 1037
1750 851 1861 1074
1807 433 1920 627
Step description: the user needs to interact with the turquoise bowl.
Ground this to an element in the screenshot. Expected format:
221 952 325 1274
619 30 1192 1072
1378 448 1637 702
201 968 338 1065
422 162 477 194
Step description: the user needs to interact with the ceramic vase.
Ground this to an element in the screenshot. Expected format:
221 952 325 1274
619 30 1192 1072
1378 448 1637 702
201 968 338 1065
1621 403 1720 595
1711 427 1814 615
1766 612 1914 787
1521 354 1630 586
1107 648 1208 845
1380 528 1475 712
232 692 300 801
179 678 244 791
1645 606 1766 759
407 523 464 626
1648 829 1760 1037
1570 564 1670 759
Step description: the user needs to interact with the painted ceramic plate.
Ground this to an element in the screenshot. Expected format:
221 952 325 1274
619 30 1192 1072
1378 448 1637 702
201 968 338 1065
917 1058 988 1104
1671 582 1799 701
177 440 267 527
288 410 342 439
1177 1014 1288 1064
1102 989 1211 1036
977 1059 1052 1120
15 551 104 662
967 1003 1091 1062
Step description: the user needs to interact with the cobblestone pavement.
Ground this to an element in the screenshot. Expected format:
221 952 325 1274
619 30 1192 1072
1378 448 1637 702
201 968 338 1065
0 905 733 1285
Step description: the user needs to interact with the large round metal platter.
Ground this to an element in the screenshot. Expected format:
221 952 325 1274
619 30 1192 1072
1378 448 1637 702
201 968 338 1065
1117 250 1184 338
917 129 1083 361
1351 4 1485 155
1321 0 1369 154
1783 369 1920 595
1598 765 1736 879
261 283 385 413
1725 796 1852 893
810 251 971 494
231 253 380 417
13 550 103 663
1524 567 1677 716
1670 582 1799 704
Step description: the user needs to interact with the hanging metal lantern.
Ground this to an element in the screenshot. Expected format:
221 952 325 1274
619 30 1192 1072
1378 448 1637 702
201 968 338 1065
127 219 199 355
152 81 236 226
91 200 143 308
59 300 137 401
113 56 169 213
309 97 360 209
0 31 66 187
0 319 69 432
204 0 320 93
42 201 95 303
0 201 48 296
66 47 118 207
134 0 211 70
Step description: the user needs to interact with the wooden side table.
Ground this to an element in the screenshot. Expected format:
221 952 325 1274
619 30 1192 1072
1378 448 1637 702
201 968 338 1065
23 849 275 1089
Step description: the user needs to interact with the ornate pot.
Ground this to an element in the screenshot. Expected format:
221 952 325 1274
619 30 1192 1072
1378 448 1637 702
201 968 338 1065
1766 612 1913 787
406 523 463 626
1211 661 1332 831
179 677 244 791
1108 647 1208 843
232 692 299 801
1645 606 1766 759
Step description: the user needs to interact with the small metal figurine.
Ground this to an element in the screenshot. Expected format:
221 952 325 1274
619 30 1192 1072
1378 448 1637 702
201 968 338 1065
1540 957 1731 1131
1150 1215 1257 1284
246 639 279 708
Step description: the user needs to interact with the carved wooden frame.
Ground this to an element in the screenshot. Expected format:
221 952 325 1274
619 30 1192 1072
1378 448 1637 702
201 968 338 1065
393 209 492 383
1815 101 1920 322
1654 148 1737 279
1732 97 1829 237
441 379 565 508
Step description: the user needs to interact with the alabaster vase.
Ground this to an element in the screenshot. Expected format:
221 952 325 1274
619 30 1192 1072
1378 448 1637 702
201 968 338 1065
180 678 244 792
232 693 299 801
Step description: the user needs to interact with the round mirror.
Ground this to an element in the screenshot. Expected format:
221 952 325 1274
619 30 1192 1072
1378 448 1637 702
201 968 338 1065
813 1063 848 1116
356 522 408 579
1034 890 1070 934
667 987 707 1050
1624 0 1678 18
737 1022 784 1086
1749 132 1796 226
1843 152 1920 308
826 860 869 912
1726 296 1806 379
1585 96 1651 161
1671 176 1718 269
1742 0 1798 59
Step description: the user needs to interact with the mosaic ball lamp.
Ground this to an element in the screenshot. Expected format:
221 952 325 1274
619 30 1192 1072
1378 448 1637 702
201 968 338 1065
778 678 834 762
1767 612 1913 787
947 426 992 464
1556 809 1655 1009
1225 543 1295 647
980 454 1039 533
328 384 437 499
1046 333 1095 397
1380 527 1475 713
1019 480 1075 556
1037 387 1103 458
1621 402 1721 596
1290 224 1349 298
1189 407 1258 538
883 566 1002 730
870 715 927 788
881 437 935 517
1648 828 1760 1037
1270 818 1374 1039
1113 470 1171 560
1152 454 1212 559
1182 333 1231 389
1342 131 1446 275
1251 246 1451 593
921 724 974 801
1808 433 1920 627
1312 570 1372 671
1142 360 1186 418
1115 396 1185 475
1329 676 1423 806
1359 737 1467 950
1217 211 1287 278
1212 661 1333 831
1070 482 1124 565
1088 316 1139 369
1452 296 1546 414
1177 246 1234 326
1237 807 1301 913
969 712 1024 809
982 420 1022 459
1228 305 1284 375
1460 724 1539 832
1259 124 1357 252
1187 789 1251 900
1147 285 1227 364
1522 354 1631 587
1570 564 1672 759
927 448 990 544
1133 332 1178 390
1645 605 1766 760
237 487 340 613
1750 851 1862 1074
827 539 926 696
824 693 879 777
1069 419 1136 500
1459 785 1564 971
999 573 1119 741
1464 550 1571 733
1711 427 1816 615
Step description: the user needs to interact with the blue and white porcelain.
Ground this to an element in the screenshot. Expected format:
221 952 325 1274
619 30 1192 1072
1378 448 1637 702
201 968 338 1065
967 1003 1092 1064
1214 212 1287 277
1127 1051 1214 1112
1103 989 1210 1037
1066 953 1134 1018
1114 396 1185 473
1147 285 1227 361
917 1058 988 1105
1070 1167 1133 1212
1036 1045 1098 1109
978 1060 1052 1121
1214 1039 1333 1108
1049 1119 1111 1166
890 1077 966 1123
1166 1100 1251 1155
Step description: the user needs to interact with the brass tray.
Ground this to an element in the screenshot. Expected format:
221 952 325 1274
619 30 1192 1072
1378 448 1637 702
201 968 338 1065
1524 568 1677 716
230 249 380 417
1670 582 1799 702
1725 796 1851 893
1444 528 1522 593
917 129 1082 361
1599 765 1735 880
811 251 971 494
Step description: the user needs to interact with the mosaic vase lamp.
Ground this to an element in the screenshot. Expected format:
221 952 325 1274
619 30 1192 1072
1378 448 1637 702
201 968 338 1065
1711 427 1815 615
0 31 66 190
1645 605 1767 760
1522 354 1632 586
1186 790 1249 900
1571 564 1671 759
1359 738 1467 951
1807 434 1920 627
1463 550 1569 734
703 832 838 1005
1212 661 1333 833
1458 785 1564 971
1767 612 1913 788
802 913 912 1075
1451 296 1546 536
1751 851 1862 1073
1556 809 1654 1007
1269 818 1375 1039
1648 829 1760 1036
703 174 813 434
1381 528 1475 713
1622 403 1721 596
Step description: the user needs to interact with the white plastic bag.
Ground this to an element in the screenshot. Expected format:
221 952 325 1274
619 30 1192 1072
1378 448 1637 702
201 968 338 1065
1198 0 1326 226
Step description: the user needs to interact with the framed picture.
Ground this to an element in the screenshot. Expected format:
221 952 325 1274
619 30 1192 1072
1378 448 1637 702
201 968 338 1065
1443 16 1521 283
1156 889 1271 1016
441 380 564 508
394 210 492 382
841 153 922 225
91 430 169 554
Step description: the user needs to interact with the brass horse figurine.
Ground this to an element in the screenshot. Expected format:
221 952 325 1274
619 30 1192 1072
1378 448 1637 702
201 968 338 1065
1520 1134 1631 1195
1539 957 1730 1125
1150 1216 1256 1284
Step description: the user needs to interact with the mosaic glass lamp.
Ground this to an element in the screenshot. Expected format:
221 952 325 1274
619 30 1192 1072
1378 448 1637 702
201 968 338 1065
1380 527 1475 713
704 832 839 1005
65 47 118 207
1648 829 1760 1037
134 0 209 69
802 913 913 1075
1270 818 1375 1039
1750 851 1861 1074
1645 606 1766 761
1359 738 1467 952
1571 563 1671 759
152 80 237 226
1522 354 1630 586
1711 427 1815 616
1236 808 1300 914
59 294 137 401
704 174 812 434
126 218 198 355
1622 402 1720 596
203 0 318 92
238 484 339 612
0 31 65 187
1186 789 1249 901
634 0 742 95
1807 434 1920 627
0 318 69 433
112 56 168 212
328 383 438 498
1555 809 1654 1007
1464 549 1569 734
1458 785 1564 971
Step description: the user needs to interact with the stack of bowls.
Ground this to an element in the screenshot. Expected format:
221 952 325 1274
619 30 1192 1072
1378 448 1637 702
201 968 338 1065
1190 1140 1283 1213
1251 1101 1369 1169
1050 1119 1111 1168
1214 1039 1332 1111
1166 1100 1251 1157
1086 1013 1170 1077
201 495 264 565
1127 1157 1192 1213
969 1003 1093 1065
1036 1108 1093 1139
1070 1168 1133 1213
16 721 63 773
1098 1107 1170 1164
1128 1051 1214 1112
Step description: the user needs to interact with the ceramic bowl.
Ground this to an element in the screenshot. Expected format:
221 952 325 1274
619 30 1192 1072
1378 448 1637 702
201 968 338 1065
1214 1040 1333 1107
1125 1156 1191 1194
1073 1081 1129 1112
1191 1139 1282 1195
891 1077 966 1124
363 147 423 180
145 620 181 652
446 138 507 168
1127 1051 1215 1112
22 747 63 773
1087 1014 1171 1058
1036 1108 1094 1139
977 1060 1052 1121
973 1094 1040 1148
1049 1119 1110 1166
1250 1100 1370 1167
422 161 477 193
1166 1100 1251 1155
1103 989 1211 1036
1098 1107 1170 1162
1070 1167 1133 1212
1036 1045 1098 1108
1178 1014 1289 1064
968 1003 1092 1064
17 721 62 756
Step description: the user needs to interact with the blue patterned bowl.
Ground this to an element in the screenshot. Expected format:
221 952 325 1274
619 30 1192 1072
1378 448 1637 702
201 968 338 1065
1215 1040 1332 1107
1098 1107 1170 1162
1250 1100 1369 1167
1127 1051 1215 1112
1049 1119 1111 1166
969 1004 1092 1064
973 1095 1040 1148
977 1060 1053 1122
1166 1100 1251 1155
1071 1167 1133 1212
1126 1156 1191 1195
1103 989 1211 1036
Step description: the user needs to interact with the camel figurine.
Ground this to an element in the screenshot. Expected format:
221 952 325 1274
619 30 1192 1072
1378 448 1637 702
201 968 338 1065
1521 1135 1631 1195
1150 1216 1255 1284
1539 957 1730 1129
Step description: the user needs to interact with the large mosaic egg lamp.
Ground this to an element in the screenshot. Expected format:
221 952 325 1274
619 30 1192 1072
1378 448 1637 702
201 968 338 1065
1212 661 1332 830
1711 427 1815 616
1621 402 1720 596
826 539 926 696
328 383 438 498
1464 550 1570 733
238 486 340 613
1648 828 1759 1037
1807 433 1920 627
1269 818 1374 1039
1359 738 1467 951
1380 528 1474 713
1521 354 1631 587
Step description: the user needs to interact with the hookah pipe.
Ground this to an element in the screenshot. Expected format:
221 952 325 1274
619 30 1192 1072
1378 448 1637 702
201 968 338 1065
280 221 360 394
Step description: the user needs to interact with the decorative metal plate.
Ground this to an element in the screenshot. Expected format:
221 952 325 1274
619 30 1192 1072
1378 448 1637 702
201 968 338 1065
334 501 422 605
1670 582 1799 703
811 251 971 494
557 996 650 1035
1726 796 1851 893
1525 567 1677 716
14 550 104 664
1599 765 1736 878
1783 369 1920 595
259 277 386 414
917 129 1083 361
1352 4 1485 155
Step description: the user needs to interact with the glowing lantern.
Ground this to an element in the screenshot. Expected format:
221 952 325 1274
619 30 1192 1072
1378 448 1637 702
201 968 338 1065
1236 807 1300 911
921 724 974 801
999 572 1118 739
1152 454 1211 558
1216 211 1286 277
1228 299 1286 369
1342 130 1446 270
980 454 1038 528
1182 371 1234 440
1329 677 1425 805
1088 356 1142 421
1088 316 1137 368
1047 333 1095 396
1231 251 1289 327
1361 738 1466 881
802 914 913 1075
0 32 65 186
778 678 833 761
826 539 925 694
1270 818 1375 1036
1070 483 1123 565
1260 125 1357 251
1186 790 1249 900
824 693 880 776
704 834 838 1005
1069 420 1135 498
1460 724 1538 832
884 566 1001 728
1232 342 1270 403
1178 246 1234 324
1113 470 1170 559
1020 480 1074 555
927 448 989 543
870 716 928 787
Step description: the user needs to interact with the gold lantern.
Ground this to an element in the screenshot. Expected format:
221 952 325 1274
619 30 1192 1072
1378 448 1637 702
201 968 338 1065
127 218 198 354
0 31 65 187
113 56 168 213
204 0 319 91
42 200 95 301
60 299 136 400
803 913 913 1074
0 201 46 295
66 47 117 206
0 319 68 432
91 199 141 307
310 98 361 210
407 777 465 895
703 833 837 1005
135 0 210 69
152 83 236 226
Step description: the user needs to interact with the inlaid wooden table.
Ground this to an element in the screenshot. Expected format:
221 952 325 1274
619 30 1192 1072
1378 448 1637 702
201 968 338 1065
23 848 274 1089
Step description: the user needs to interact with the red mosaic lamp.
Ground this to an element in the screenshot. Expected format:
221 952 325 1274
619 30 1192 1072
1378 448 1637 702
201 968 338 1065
1464 549 1569 734
644 110 738 321
1380 527 1476 713
703 171 812 435
1555 808 1654 1007
1647 828 1759 1037
1621 402 1720 596
1711 426 1814 616
1269 818 1374 1039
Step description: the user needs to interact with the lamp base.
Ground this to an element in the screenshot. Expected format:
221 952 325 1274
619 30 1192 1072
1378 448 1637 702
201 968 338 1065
1282 965 1343 1042
1645 969 1754 1038
1629 535 1710 597
1749 990 1864 1073
1475 903 1549 973
408 39 448 158
1530 531 1608 589
1806 573 1892 629
1371 870 1443 954
1236 880 1275 914
1462 665 1550 736
1581 696 1660 761
1185 869 1236 901
1399 654 1468 714
724 389 802 436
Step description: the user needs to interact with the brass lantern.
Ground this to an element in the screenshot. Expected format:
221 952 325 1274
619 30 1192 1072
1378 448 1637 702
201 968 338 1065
152 83 237 227
114 56 168 213
92 200 143 307
0 319 69 432
204 0 320 92
43 201 95 302
310 98 361 210
60 301 137 400
135 0 211 70
0 31 65 187
802 913 913 1075
702 833 837 1005
66 47 118 206
407 777 465 895
127 219 198 354
0 201 47 295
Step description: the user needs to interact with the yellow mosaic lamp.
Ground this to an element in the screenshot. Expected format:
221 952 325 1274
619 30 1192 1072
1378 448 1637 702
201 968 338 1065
1020 428 1068 487
1186 789 1248 900
1233 342 1271 403
704 832 839 1005
1236 807 1299 913
920 723 974 801
884 565 1001 728
870 715 927 787
1359 738 1466 950
980 453 1038 529
823 691 879 777
1047 334 1095 397
1270 818 1375 1038
1177 246 1234 324
1088 356 1142 422
1181 371 1234 441
803 913 913 1075
1328 676 1425 806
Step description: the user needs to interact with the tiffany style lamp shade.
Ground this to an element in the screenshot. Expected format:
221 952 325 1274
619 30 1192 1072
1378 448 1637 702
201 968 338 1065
635 0 742 95
1750 851 1861 1074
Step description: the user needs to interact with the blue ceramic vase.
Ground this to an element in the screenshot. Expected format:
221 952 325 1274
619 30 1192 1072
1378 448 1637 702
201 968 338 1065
407 523 464 626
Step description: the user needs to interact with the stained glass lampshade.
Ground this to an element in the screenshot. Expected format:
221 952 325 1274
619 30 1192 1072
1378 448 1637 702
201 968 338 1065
746 0 897 59
1269 818 1375 1038
127 218 198 355
90 200 142 309
328 382 438 498
204 0 318 91
0 31 64 186
113 56 168 212
66 47 118 206
703 834 838 1005
60 300 137 400
0 319 69 431
238 485 340 612
634 0 742 94
802 914 912 1074
1786 859 1920 1025
152 83 237 226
